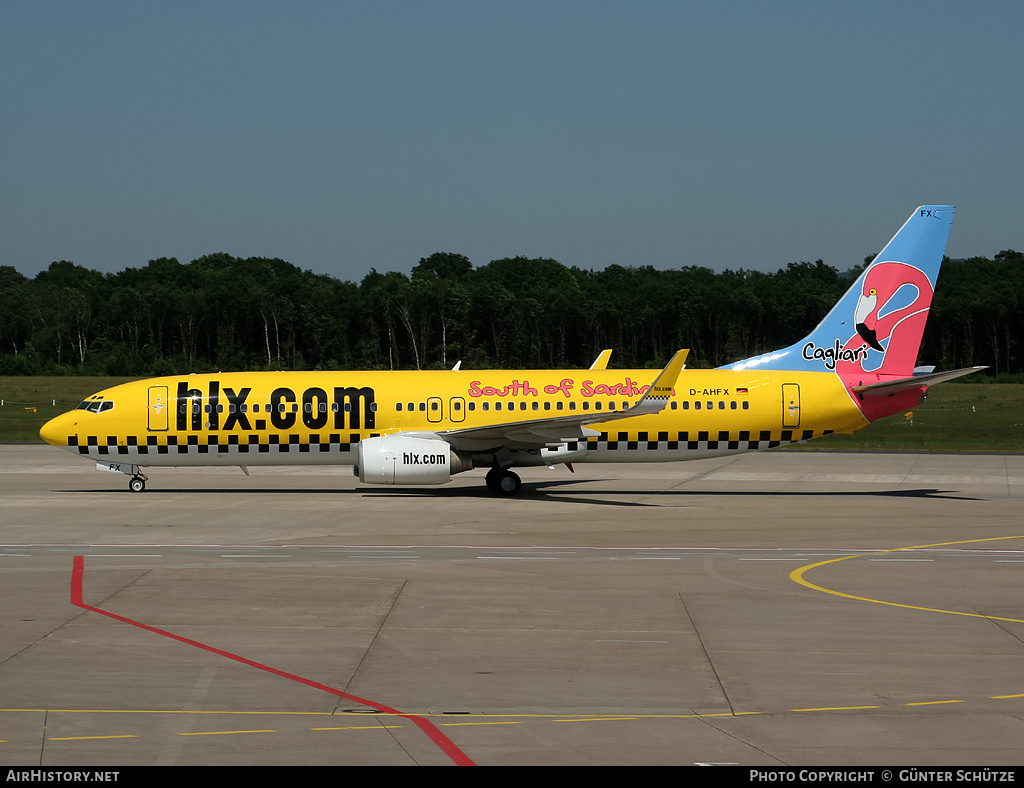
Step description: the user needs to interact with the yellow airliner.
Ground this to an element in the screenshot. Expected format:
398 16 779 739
40 206 983 495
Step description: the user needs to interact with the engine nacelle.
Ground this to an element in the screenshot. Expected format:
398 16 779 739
356 435 471 485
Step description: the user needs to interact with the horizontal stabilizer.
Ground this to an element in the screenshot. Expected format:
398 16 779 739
852 366 987 396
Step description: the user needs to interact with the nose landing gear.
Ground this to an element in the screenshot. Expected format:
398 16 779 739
95 461 149 492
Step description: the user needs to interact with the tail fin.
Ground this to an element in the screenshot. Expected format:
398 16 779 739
725 206 955 379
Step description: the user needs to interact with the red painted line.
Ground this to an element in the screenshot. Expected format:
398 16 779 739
70 556 475 766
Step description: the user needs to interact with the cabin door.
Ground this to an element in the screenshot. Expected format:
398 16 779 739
782 384 800 429
148 386 168 431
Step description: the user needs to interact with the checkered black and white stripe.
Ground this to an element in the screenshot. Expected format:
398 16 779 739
69 433 363 457
585 428 827 452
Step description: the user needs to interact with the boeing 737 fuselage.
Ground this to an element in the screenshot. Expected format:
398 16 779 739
40 206 983 494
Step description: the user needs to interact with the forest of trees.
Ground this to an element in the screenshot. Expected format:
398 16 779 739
0 249 1021 377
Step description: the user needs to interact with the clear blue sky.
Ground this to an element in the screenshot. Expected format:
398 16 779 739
3 1 1021 281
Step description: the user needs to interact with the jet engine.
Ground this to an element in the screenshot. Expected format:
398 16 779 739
356 434 472 485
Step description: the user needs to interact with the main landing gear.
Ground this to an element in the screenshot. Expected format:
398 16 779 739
485 467 522 496
128 473 148 493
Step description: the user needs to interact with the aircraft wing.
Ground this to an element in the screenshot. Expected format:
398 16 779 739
436 349 688 451
852 366 987 397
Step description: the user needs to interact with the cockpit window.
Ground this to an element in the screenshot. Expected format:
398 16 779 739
76 400 115 413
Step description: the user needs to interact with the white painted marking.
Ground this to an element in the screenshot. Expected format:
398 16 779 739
597 640 668 643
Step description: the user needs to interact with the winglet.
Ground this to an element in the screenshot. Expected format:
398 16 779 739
627 349 688 415
589 349 613 371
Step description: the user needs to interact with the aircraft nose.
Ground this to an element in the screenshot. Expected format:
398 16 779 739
39 412 75 447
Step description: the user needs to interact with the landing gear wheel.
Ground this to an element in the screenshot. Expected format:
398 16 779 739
485 467 502 493
128 476 146 493
495 469 521 496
